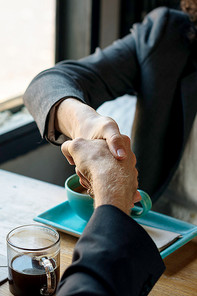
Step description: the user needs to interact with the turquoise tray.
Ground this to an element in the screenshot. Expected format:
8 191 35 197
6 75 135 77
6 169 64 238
34 201 197 259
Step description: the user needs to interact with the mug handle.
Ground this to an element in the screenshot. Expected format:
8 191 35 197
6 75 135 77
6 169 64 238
130 190 152 218
39 257 56 296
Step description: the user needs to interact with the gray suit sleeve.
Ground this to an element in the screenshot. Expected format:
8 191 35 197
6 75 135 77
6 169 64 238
23 7 169 143
23 35 139 141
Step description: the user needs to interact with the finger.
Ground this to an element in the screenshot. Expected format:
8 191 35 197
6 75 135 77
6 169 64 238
105 132 127 160
75 168 91 189
61 141 75 165
100 119 127 160
133 191 142 204
130 203 135 209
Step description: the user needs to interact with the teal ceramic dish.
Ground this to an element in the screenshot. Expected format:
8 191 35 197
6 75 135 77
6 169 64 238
65 174 152 221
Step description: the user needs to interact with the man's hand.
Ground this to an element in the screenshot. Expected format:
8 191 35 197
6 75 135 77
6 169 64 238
56 98 127 160
61 136 141 215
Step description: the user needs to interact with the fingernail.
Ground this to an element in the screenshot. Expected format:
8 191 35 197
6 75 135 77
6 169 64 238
117 149 126 158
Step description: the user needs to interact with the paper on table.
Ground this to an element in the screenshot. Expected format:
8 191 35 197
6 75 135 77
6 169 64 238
140 224 181 252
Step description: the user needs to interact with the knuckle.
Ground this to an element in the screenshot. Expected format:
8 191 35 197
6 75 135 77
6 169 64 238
124 135 131 146
122 134 130 142
121 134 131 148
70 138 85 152
109 133 122 145
101 117 118 132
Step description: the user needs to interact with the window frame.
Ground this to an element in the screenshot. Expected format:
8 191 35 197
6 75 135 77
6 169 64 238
0 121 47 165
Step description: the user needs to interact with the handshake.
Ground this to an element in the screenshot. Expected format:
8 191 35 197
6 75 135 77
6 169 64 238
61 135 141 216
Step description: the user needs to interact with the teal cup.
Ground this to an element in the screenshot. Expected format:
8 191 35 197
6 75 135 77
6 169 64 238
65 174 152 221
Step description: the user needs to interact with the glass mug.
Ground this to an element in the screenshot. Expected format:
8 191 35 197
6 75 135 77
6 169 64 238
7 224 60 296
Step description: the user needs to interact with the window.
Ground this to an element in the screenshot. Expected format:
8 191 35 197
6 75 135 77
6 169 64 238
0 0 96 163
0 0 55 132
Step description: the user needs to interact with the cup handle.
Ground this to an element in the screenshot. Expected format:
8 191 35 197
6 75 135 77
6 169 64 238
130 190 152 218
39 257 56 296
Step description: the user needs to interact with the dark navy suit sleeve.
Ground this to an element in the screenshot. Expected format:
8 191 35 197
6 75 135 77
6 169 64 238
57 205 165 296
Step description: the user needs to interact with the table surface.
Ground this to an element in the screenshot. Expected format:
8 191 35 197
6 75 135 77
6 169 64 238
0 169 197 296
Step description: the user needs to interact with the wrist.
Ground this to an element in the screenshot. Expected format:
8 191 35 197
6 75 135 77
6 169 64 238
92 171 131 216
55 98 83 139
55 98 99 140
94 193 131 216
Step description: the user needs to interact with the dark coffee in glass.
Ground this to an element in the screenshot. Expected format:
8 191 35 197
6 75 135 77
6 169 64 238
7 224 60 296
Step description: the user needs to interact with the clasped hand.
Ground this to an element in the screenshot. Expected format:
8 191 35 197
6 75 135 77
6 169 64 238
61 136 141 215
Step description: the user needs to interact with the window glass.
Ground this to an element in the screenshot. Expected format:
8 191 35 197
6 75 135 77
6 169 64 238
0 0 55 104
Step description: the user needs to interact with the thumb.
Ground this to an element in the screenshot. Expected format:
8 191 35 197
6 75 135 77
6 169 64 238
106 133 127 160
104 123 128 160
61 140 75 165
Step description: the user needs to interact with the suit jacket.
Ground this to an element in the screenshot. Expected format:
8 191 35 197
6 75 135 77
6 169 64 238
24 7 197 202
56 205 165 296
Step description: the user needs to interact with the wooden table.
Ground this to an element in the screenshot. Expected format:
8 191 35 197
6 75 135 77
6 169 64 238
0 169 197 295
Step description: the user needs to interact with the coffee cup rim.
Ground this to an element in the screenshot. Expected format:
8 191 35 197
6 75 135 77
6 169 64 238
65 174 92 199
6 224 60 251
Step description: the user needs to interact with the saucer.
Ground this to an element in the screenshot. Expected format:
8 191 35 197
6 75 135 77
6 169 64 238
34 201 197 258
34 201 87 237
